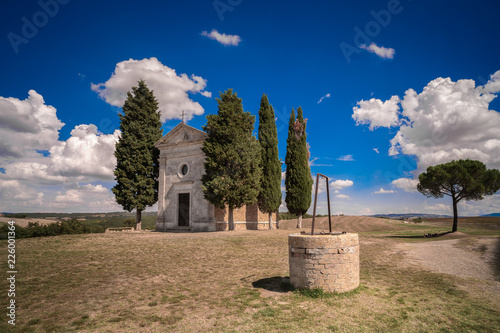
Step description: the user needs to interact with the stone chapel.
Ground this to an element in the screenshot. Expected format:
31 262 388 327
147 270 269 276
155 123 278 231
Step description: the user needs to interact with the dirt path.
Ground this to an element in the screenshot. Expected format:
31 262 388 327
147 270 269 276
398 237 500 303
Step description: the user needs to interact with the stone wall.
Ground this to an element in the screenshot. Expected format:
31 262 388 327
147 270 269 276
215 204 279 230
288 233 359 293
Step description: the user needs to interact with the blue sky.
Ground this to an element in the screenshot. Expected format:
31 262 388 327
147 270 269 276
1 0 499 215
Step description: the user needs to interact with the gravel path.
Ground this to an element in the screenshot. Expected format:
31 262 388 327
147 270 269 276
400 238 498 281
398 237 500 304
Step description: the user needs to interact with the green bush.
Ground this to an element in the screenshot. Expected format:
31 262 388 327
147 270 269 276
0 219 105 240
3 213 27 218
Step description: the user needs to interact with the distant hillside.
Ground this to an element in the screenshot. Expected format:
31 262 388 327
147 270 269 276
481 213 500 217
367 213 451 219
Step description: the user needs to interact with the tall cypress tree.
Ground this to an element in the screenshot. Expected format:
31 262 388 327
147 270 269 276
257 94 282 229
112 80 163 231
201 89 262 230
285 107 313 228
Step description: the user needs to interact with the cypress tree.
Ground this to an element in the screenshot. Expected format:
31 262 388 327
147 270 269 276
112 80 163 231
285 107 313 228
257 94 282 229
201 89 262 230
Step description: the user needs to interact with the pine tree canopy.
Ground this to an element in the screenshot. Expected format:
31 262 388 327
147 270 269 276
201 89 262 211
112 80 163 212
257 94 282 215
285 107 313 217
417 159 500 232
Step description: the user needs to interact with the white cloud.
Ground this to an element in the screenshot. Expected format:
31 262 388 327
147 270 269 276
50 125 120 180
352 95 400 130
317 93 331 104
337 155 354 161
373 148 379 154
55 184 111 204
390 72 500 173
360 42 395 59
0 179 40 201
309 157 334 167
374 188 395 194
480 70 500 94
2 124 120 184
392 178 419 193
0 179 44 211
91 57 211 122
0 89 125 213
201 29 241 46
336 194 351 199
2 161 66 185
354 71 500 173
331 179 354 190
0 90 64 158
424 203 450 213
359 207 373 215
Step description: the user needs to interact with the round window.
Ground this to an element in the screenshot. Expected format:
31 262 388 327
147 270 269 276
181 164 188 176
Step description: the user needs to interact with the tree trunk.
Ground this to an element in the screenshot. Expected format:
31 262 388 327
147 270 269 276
228 208 234 231
452 199 458 232
136 209 142 231
268 212 273 230
276 212 280 229
296 213 302 228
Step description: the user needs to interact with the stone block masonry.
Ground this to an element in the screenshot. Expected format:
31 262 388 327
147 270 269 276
288 233 359 293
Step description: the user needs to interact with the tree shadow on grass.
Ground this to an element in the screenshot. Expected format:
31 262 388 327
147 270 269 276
251 276 294 293
386 231 456 239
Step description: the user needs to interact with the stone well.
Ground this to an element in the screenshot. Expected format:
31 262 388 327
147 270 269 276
288 233 359 293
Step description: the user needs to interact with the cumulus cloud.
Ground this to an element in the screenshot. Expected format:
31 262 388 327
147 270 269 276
480 70 500 94
0 89 124 212
336 194 351 199
91 58 211 122
352 95 400 130
360 43 395 59
50 125 120 180
373 148 379 154
0 90 64 158
201 29 241 46
55 184 111 204
374 188 395 194
354 71 500 174
317 93 331 104
0 179 40 201
2 161 66 185
2 125 120 184
337 155 354 161
331 179 354 190
392 178 419 192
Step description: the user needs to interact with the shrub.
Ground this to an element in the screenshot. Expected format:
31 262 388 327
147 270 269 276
0 219 105 240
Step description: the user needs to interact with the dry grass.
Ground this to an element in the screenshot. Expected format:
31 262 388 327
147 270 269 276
0 217 59 228
0 217 499 332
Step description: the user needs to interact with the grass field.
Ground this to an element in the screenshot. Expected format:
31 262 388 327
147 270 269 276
0 216 499 332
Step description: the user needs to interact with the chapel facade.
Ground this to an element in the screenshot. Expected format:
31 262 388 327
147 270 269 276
155 123 278 231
